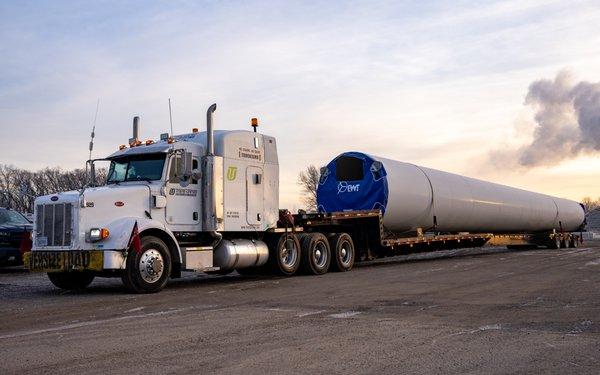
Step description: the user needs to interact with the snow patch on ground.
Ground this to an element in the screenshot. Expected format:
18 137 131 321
329 311 362 319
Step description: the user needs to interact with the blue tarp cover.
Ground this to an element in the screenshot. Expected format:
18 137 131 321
316 152 388 213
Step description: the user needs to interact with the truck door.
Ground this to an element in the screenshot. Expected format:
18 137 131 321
246 166 264 226
166 155 201 225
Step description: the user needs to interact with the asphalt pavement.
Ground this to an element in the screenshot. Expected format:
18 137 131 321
1 243 599 374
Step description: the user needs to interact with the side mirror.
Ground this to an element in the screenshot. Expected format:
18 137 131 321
182 152 192 181
175 152 193 181
90 161 96 187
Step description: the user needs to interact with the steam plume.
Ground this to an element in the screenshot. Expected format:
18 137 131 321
509 71 600 167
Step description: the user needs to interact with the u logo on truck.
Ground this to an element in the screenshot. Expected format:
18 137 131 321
227 167 237 181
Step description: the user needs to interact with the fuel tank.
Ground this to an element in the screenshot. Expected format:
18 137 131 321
316 152 585 233
213 239 269 271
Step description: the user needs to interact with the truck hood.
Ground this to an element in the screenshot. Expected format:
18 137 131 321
33 184 158 250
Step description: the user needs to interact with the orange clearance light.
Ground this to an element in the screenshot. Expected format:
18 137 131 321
167 137 174 144
119 144 127 150
192 128 198 133
135 140 142 146
251 118 258 126
145 139 154 145
100 228 110 239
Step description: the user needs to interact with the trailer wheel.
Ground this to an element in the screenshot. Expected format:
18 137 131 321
47 272 94 290
569 236 579 248
548 236 561 249
299 233 331 275
266 233 301 276
122 236 172 293
328 233 355 272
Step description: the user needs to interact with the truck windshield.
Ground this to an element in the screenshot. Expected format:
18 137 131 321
107 154 166 183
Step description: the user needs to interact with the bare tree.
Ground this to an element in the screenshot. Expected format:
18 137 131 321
582 197 600 213
297 165 320 212
0 164 106 213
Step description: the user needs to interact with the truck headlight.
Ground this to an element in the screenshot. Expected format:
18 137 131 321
88 228 110 242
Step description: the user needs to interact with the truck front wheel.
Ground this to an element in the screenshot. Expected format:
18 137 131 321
122 236 172 293
48 272 95 290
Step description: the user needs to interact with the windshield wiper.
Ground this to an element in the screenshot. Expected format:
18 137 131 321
126 177 153 183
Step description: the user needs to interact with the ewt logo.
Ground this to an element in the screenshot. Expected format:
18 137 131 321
338 181 360 194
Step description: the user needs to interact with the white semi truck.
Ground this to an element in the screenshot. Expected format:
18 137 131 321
25 104 585 293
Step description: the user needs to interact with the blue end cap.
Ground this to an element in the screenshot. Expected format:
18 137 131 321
316 151 388 214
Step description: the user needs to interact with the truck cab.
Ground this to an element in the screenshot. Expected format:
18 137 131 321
26 104 292 292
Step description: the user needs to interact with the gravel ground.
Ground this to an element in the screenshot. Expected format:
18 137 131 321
1 243 599 374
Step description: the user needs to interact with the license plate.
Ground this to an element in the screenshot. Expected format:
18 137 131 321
25 251 103 272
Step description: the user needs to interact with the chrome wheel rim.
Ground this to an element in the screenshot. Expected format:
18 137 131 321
313 242 328 268
139 249 164 283
340 241 353 266
280 237 298 268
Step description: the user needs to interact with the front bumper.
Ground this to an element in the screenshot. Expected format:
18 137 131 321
24 250 126 272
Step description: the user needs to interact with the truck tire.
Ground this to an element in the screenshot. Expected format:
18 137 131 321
569 236 579 248
122 236 172 293
48 272 95 290
328 233 355 272
300 232 331 275
266 233 301 276
548 236 561 249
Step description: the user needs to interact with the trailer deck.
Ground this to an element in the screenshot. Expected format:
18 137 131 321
292 210 581 259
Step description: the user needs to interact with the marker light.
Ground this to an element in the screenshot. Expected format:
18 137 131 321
251 118 258 126
145 139 154 145
88 228 110 242
192 128 198 133
119 144 127 150
167 137 174 144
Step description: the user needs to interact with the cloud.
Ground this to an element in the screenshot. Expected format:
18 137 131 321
491 70 600 168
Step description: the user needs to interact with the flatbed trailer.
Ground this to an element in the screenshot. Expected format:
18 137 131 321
289 210 582 262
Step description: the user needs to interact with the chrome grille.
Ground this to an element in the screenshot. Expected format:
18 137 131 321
35 203 73 247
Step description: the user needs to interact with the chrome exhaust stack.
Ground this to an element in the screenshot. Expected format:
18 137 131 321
206 104 217 156
202 104 222 242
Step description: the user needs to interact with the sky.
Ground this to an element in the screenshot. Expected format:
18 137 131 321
1 0 599 209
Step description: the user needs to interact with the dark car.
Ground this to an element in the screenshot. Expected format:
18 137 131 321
0 208 32 266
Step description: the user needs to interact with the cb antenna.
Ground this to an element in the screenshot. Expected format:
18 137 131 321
168 98 174 138
89 98 100 161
